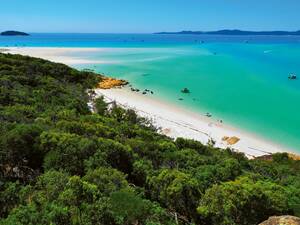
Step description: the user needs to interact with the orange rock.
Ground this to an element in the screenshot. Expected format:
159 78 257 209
222 136 229 141
288 153 300 161
227 136 240 145
259 215 300 225
97 77 128 89
222 136 240 145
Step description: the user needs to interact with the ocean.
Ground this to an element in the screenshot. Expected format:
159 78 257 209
1 33 300 152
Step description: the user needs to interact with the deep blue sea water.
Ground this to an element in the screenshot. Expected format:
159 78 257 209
1 33 300 47
1 33 300 152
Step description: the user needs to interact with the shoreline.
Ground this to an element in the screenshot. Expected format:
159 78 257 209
95 87 295 158
2 46 298 158
1 47 115 65
95 86 297 158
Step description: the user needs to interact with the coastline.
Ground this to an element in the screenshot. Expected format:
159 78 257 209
95 86 295 158
1 47 113 65
2 46 298 158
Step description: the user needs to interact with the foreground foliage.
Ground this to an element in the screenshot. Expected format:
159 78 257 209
0 53 300 225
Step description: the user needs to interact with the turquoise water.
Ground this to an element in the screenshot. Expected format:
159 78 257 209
1 34 300 152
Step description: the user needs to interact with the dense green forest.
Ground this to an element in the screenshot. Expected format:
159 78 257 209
0 53 300 225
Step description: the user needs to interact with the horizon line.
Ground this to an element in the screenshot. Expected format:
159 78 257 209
2 29 300 34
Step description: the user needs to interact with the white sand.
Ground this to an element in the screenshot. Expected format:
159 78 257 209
2 47 115 65
95 87 294 158
2 47 295 158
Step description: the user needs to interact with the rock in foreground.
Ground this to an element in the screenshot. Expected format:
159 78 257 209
259 216 300 225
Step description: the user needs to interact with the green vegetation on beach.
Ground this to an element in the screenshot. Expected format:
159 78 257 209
0 53 300 225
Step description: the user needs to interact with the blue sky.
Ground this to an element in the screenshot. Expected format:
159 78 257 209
1 0 300 33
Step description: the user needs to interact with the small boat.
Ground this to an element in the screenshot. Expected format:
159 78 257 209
288 74 297 80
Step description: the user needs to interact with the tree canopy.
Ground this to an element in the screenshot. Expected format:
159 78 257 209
0 53 300 225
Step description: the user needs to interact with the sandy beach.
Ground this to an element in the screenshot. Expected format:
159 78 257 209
2 47 296 158
95 87 291 158
1 47 114 65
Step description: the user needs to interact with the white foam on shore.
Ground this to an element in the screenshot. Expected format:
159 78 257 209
2 47 187 65
95 87 292 158
2 47 118 65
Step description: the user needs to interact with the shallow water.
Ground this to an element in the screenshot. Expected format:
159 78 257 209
1 33 300 152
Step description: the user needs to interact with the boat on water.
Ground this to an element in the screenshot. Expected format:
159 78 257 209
288 74 297 80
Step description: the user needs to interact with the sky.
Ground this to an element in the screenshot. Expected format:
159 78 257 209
1 0 300 33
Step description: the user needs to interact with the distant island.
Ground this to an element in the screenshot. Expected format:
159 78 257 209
155 29 300 36
1 30 29 36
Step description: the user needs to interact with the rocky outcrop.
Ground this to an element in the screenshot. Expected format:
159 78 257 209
288 153 300 161
259 216 300 225
97 77 128 89
181 88 190 93
222 136 240 145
